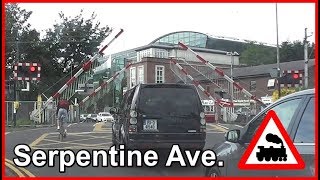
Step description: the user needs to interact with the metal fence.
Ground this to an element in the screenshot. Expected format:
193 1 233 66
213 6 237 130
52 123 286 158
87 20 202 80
5 101 80 127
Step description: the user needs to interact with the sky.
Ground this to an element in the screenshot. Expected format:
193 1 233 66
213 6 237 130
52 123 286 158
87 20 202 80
18 3 316 57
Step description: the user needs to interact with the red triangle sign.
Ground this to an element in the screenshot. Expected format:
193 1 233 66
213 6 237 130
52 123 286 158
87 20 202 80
238 110 305 170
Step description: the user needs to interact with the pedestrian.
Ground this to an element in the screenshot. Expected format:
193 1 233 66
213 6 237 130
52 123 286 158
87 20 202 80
56 99 70 137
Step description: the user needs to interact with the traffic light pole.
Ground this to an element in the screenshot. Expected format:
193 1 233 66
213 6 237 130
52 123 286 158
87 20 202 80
13 80 17 127
277 70 281 99
304 28 309 89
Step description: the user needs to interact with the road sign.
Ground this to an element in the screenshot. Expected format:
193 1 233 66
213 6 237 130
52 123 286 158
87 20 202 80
217 99 233 107
238 110 304 170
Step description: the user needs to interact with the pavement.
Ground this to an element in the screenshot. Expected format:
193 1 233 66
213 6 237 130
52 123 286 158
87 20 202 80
5 122 227 177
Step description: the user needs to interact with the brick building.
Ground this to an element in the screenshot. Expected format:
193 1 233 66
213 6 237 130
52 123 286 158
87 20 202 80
126 56 315 122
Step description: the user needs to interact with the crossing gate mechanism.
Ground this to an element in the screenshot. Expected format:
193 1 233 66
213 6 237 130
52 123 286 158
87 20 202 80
170 42 267 123
37 29 124 117
177 42 265 106
79 63 132 110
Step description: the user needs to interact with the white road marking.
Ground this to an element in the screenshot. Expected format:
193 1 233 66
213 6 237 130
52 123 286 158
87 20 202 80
207 132 225 134
216 123 229 130
46 131 110 135
5 132 10 135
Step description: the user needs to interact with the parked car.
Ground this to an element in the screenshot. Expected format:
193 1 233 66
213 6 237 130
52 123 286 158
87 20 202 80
235 107 251 115
86 114 98 122
97 112 114 122
110 83 206 150
80 114 88 122
205 89 315 177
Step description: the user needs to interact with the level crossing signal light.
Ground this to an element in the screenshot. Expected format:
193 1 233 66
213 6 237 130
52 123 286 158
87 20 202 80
14 63 41 81
278 71 302 87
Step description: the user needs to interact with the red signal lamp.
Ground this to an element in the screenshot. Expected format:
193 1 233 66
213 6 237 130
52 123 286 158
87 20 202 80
293 73 299 79
30 66 36 72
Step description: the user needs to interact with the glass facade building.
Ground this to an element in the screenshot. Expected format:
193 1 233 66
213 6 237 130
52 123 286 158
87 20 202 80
152 31 207 48
98 31 274 107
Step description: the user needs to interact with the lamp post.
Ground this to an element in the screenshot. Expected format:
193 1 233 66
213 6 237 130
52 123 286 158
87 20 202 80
226 51 239 100
275 3 281 98
226 51 239 122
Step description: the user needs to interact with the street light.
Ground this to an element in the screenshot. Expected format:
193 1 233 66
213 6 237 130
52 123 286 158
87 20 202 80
226 51 239 121
275 3 281 98
226 51 239 98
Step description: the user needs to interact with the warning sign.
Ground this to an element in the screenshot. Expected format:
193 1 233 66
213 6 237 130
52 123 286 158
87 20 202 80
238 110 305 170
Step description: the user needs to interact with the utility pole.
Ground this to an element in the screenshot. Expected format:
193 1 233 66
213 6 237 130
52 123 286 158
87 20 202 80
230 54 234 99
13 30 20 127
276 3 281 98
304 28 309 89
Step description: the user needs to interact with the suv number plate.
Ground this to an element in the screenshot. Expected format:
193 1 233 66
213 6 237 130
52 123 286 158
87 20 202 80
143 119 158 131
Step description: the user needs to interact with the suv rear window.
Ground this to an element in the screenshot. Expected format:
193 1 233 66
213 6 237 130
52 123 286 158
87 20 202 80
138 86 201 116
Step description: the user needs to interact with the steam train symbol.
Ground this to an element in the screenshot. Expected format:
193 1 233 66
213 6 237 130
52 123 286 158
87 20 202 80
256 133 287 162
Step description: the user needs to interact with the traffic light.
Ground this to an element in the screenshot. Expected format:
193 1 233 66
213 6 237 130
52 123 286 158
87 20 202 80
14 63 41 81
278 70 302 87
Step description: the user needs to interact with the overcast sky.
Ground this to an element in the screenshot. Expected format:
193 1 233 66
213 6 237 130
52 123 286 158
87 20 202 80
19 3 315 56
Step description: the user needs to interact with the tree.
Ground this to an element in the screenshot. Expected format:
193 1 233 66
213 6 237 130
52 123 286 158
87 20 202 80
280 40 315 62
5 4 40 67
42 10 112 74
272 88 300 101
240 42 276 65
5 5 114 101
5 4 53 100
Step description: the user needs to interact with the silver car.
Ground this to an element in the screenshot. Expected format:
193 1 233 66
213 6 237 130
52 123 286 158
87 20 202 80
205 89 315 177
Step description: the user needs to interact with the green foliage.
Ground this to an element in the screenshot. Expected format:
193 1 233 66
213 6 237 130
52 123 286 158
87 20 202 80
5 4 113 101
272 87 301 101
240 42 276 65
42 10 112 73
240 40 315 66
5 4 37 66
280 40 315 62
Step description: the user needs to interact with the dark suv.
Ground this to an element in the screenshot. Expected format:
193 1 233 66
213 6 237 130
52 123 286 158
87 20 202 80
205 89 315 177
111 83 206 150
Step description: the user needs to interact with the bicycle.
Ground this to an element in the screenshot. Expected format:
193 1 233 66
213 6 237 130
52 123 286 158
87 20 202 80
57 114 67 142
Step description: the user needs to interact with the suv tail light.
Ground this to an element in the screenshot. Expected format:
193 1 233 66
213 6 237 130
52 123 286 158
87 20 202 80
200 112 205 118
200 118 206 125
129 125 137 133
130 110 137 118
130 118 137 125
200 127 206 133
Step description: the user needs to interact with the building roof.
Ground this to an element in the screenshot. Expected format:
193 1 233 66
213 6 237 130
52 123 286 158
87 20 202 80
194 59 315 81
149 31 208 44
232 59 315 78
134 43 230 55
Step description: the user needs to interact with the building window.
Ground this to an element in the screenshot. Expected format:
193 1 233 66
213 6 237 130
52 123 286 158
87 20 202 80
130 67 136 88
155 65 165 83
250 80 256 92
155 49 168 59
138 65 144 84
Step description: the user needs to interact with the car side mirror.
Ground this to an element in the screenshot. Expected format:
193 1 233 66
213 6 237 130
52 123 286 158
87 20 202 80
109 107 118 115
225 129 241 143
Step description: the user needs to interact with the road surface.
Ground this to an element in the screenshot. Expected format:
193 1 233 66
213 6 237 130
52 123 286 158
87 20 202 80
5 122 227 177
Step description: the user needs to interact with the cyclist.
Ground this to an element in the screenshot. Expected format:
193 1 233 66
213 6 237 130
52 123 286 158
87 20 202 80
56 99 69 137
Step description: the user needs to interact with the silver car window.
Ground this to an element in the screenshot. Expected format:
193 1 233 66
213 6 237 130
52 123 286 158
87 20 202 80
294 97 315 143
